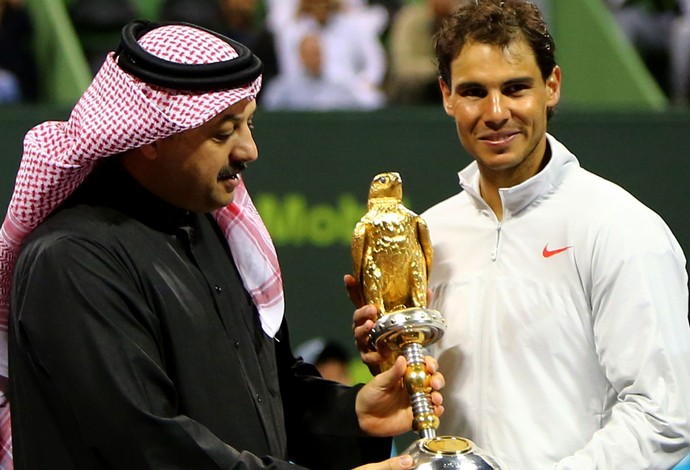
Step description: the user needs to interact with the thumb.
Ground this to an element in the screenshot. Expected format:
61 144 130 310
344 274 364 307
353 454 414 470
374 354 406 388
389 454 414 469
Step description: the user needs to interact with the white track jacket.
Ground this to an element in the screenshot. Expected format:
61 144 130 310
423 135 690 469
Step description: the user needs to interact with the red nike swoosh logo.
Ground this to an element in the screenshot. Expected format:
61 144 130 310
542 245 572 258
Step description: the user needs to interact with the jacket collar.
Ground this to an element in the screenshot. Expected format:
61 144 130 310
458 134 579 218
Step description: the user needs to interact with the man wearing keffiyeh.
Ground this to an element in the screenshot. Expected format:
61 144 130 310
0 20 444 469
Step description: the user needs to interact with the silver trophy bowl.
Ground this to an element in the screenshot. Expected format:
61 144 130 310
403 435 501 469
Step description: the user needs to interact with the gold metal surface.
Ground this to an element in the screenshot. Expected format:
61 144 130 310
405 359 440 432
351 172 433 316
422 436 472 454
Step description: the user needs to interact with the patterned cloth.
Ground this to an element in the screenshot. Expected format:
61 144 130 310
0 22 283 468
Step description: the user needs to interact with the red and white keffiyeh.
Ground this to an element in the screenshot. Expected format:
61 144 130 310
0 23 283 467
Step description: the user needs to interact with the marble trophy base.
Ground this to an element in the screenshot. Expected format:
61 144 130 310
403 436 501 469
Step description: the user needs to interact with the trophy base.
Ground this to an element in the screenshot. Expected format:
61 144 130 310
403 435 502 469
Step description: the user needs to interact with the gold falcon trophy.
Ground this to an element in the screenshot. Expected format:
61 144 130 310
351 172 501 469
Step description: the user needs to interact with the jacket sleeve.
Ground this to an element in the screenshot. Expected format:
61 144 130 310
557 210 690 469
10 235 304 470
274 321 393 470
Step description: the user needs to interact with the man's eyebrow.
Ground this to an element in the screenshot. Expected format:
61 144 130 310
503 76 535 86
454 76 535 93
218 112 254 124
454 81 483 93
219 114 241 124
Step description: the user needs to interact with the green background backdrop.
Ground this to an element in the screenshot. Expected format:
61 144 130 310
2 106 689 355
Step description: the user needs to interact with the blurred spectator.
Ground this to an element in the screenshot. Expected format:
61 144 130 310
263 0 387 110
264 0 296 33
159 0 220 29
160 0 279 85
367 0 404 30
385 0 459 105
342 0 391 37
607 0 690 105
217 0 279 86
295 338 353 384
0 0 38 103
69 0 137 75
262 31 383 109
670 0 690 104
265 0 392 35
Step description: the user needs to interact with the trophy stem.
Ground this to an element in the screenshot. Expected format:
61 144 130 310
401 341 438 439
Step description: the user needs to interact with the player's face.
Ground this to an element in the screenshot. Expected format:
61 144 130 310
150 98 258 212
440 38 561 187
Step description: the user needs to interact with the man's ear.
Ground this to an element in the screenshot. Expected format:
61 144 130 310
139 142 158 161
545 65 562 108
439 77 453 116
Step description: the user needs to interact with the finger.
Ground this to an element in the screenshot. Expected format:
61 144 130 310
430 390 444 407
361 350 384 366
430 370 445 391
427 288 434 304
344 274 364 307
354 319 375 352
353 307 378 352
423 355 439 373
360 345 383 359
353 304 378 329
392 454 414 469
354 454 413 470
388 454 414 469
360 352 383 376
353 315 375 338
353 317 372 337
433 403 445 418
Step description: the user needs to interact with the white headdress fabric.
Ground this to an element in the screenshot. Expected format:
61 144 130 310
0 23 282 466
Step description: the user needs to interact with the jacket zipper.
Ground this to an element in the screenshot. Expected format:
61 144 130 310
491 222 502 261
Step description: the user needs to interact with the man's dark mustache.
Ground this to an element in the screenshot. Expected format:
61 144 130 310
218 161 248 179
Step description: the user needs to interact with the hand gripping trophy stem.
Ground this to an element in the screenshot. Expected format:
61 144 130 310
352 172 501 469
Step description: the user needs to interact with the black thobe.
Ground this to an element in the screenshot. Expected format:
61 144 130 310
9 159 390 469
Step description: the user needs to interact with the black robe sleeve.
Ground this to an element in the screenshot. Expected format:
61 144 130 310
275 322 393 470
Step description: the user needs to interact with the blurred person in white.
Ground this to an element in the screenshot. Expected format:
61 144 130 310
265 0 390 36
263 0 387 110
262 29 384 109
